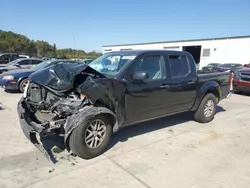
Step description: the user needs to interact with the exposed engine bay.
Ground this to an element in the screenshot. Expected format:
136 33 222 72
24 81 87 134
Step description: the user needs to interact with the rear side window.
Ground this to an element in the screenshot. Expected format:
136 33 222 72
18 59 30 65
168 55 191 79
31 60 42 65
11 55 19 60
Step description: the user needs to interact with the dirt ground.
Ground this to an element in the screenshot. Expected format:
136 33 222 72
0 88 250 188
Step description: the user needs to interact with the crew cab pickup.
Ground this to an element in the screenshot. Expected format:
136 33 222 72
17 50 231 161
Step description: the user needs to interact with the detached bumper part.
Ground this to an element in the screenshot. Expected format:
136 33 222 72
225 91 232 99
17 98 65 163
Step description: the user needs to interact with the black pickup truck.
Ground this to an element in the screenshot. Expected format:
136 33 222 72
17 50 231 161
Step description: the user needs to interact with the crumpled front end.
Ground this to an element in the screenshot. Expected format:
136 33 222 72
17 94 70 163
17 94 117 163
16 63 125 162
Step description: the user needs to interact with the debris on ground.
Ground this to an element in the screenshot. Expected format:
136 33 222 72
168 129 174 134
0 103 4 110
53 150 78 166
51 146 64 154
48 168 55 173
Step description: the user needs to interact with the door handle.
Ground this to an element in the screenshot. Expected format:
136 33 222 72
187 81 195 84
160 84 170 88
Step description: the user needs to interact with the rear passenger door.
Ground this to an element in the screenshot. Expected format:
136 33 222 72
163 53 197 112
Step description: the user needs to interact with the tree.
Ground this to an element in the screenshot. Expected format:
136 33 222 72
28 40 37 57
0 29 102 59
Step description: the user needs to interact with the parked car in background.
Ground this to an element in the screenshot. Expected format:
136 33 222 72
202 63 221 71
0 58 43 74
215 63 243 72
0 53 20 64
19 55 30 58
232 67 250 93
17 50 231 161
81 58 95 64
0 59 79 92
243 63 250 67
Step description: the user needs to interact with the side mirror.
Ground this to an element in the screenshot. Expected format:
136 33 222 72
132 71 148 81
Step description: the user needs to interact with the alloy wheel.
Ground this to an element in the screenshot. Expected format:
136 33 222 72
204 99 214 117
85 119 107 149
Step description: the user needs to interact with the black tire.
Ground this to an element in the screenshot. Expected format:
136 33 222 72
19 78 28 93
194 93 217 123
69 114 112 159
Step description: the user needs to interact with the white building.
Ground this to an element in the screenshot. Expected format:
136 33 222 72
102 35 250 69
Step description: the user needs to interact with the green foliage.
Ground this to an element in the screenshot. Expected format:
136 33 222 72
0 30 102 59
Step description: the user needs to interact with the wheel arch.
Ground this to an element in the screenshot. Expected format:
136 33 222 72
17 77 28 91
192 81 221 111
64 105 117 151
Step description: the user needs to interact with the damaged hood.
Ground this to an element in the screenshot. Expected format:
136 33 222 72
28 62 105 92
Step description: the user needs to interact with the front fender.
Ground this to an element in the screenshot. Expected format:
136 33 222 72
192 81 221 111
64 105 117 149
17 76 28 85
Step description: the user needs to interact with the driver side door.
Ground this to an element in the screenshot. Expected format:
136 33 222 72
125 54 168 123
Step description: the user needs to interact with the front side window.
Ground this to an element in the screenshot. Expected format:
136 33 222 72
88 53 137 77
168 55 191 79
133 55 165 80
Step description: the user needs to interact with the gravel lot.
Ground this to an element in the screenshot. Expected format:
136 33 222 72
0 88 250 188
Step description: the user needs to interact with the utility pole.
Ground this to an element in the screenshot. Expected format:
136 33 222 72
74 36 76 59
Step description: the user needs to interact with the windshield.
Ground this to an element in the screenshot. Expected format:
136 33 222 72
31 60 53 71
88 53 137 76
7 59 20 65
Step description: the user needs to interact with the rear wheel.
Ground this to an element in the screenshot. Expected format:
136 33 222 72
194 93 217 123
19 78 29 93
69 114 112 159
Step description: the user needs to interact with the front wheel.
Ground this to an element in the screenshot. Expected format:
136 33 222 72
19 78 29 93
69 114 112 159
194 93 217 123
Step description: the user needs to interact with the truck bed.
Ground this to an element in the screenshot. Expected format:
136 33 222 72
197 70 230 100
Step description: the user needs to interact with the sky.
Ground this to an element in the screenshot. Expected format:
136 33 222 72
2 0 250 52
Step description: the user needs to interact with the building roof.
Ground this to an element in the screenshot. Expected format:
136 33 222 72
102 49 192 56
103 35 250 47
